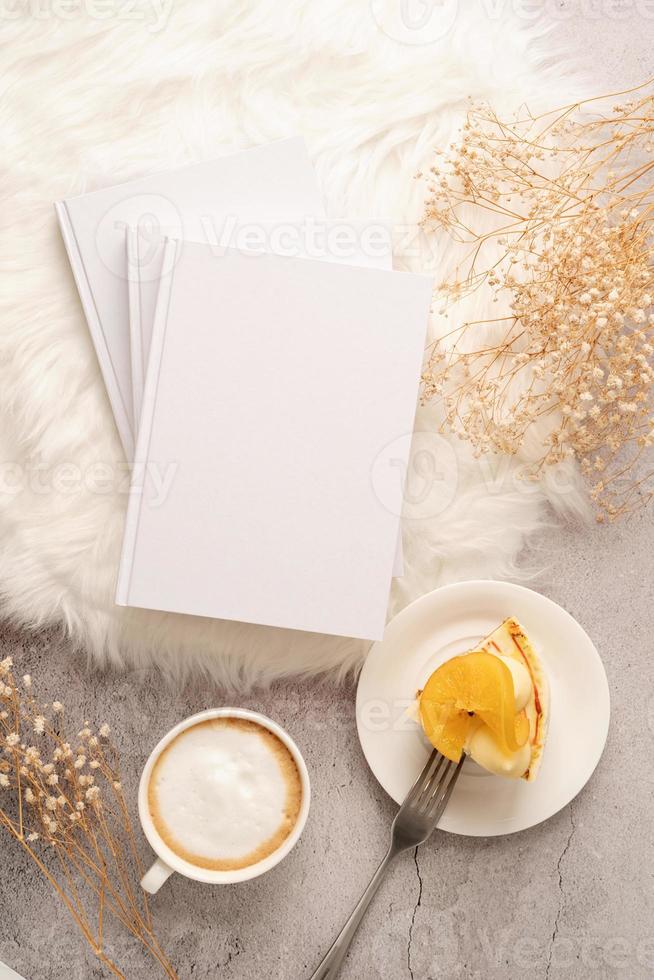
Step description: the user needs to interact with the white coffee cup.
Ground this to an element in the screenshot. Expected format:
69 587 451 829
139 707 311 893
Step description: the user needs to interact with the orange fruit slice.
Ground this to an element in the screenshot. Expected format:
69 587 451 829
418 701 474 763
419 651 529 760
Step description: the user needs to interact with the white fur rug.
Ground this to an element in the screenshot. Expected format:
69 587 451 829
0 0 588 687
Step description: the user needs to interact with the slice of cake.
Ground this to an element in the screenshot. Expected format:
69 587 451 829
478 617 549 781
418 618 549 781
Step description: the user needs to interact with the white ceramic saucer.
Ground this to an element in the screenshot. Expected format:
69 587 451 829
356 580 610 836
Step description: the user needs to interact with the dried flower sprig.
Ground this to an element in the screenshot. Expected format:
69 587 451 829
420 79 654 519
0 656 177 979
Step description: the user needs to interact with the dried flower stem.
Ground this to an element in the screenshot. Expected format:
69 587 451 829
0 657 177 978
421 79 654 519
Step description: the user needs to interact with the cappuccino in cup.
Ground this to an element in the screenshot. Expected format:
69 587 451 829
139 708 310 893
144 713 306 878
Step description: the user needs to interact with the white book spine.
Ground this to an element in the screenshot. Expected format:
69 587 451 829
115 237 178 606
54 200 135 461
126 227 145 430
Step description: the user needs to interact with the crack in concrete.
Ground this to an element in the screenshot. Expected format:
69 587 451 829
407 847 423 980
545 805 576 979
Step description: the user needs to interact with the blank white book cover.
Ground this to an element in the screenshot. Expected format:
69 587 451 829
55 137 324 460
128 219 394 422
116 243 432 640
129 220 405 577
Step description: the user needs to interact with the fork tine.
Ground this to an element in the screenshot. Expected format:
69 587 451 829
402 749 441 808
424 754 464 822
413 752 450 810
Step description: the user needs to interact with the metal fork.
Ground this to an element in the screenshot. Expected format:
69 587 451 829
309 750 464 980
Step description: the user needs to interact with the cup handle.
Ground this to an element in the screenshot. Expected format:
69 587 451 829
141 857 174 895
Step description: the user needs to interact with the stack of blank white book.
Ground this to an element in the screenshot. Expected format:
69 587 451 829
56 138 432 641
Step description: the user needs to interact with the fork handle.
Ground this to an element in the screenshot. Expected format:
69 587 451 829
309 844 399 979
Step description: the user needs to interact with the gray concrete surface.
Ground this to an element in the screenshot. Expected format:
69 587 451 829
1 507 653 980
557 0 654 86
2 5 654 979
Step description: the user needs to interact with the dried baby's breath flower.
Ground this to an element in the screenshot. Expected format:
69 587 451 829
99 724 111 738
421 80 654 519
0 658 177 978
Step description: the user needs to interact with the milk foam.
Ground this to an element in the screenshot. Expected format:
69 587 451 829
149 718 302 870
